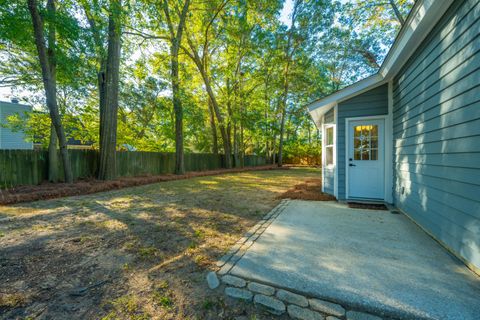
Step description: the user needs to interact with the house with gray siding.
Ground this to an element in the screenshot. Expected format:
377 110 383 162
308 0 480 274
0 100 33 150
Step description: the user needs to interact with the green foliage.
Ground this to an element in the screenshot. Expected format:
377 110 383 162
152 291 174 309
101 294 149 320
0 0 412 162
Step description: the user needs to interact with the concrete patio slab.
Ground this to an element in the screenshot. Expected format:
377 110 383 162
227 200 480 320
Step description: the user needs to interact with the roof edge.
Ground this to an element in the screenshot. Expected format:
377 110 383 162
307 74 383 112
307 0 454 123
0 100 31 108
379 0 454 78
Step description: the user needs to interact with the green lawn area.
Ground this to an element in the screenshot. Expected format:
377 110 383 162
0 168 320 319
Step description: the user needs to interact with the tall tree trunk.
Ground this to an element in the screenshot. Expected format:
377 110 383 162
208 98 218 155
389 0 405 26
277 107 286 167
48 124 58 182
272 135 276 164
98 68 106 146
98 0 121 180
240 124 244 167
28 0 73 183
226 78 234 164
286 116 291 142
239 74 245 168
165 0 190 174
162 0 190 174
171 44 184 174
82 1 107 156
277 65 291 167
233 123 239 167
277 0 299 167
264 78 270 159
185 36 232 168
199 69 232 168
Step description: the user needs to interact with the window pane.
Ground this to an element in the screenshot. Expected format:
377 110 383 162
371 136 378 148
326 127 334 145
326 146 333 165
354 126 362 138
352 124 379 161
361 126 370 137
354 138 361 148
362 149 370 160
354 149 361 160
361 137 369 149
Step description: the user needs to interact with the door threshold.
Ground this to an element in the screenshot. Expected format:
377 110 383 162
347 201 389 210
346 197 385 204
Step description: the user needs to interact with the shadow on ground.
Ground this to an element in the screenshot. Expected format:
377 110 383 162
0 168 320 319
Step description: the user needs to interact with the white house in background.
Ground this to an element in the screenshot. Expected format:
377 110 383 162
0 99 33 150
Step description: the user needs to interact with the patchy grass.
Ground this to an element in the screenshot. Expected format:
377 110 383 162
0 293 28 308
0 168 320 319
0 165 283 205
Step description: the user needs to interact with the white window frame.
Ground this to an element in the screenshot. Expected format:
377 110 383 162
386 81 394 204
322 116 336 196
324 125 335 169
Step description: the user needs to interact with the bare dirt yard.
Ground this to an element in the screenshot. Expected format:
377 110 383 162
0 167 324 320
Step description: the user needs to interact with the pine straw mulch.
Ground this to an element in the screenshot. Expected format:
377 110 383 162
0 165 287 206
278 178 336 201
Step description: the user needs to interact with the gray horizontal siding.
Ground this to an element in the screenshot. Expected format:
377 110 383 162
0 102 32 150
393 0 480 270
323 168 334 195
324 107 334 124
337 84 388 199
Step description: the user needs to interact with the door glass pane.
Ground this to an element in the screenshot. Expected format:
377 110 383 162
371 136 378 148
362 149 370 160
354 126 362 138
354 138 361 148
371 125 378 137
361 126 370 137
354 149 361 160
353 124 378 161
361 137 369 149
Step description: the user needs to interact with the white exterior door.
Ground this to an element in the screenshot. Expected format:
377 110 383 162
347 119 385 200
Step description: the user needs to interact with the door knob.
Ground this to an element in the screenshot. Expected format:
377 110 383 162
349 164 356 167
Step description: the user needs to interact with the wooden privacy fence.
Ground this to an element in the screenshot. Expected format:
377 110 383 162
0 149 268 188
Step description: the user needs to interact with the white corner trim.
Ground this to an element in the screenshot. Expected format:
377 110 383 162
321 123 326 193
334 104 338 198
385 82 394 204
344 118 349 200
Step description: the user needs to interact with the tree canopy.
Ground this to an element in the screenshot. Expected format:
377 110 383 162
0 0 413 171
